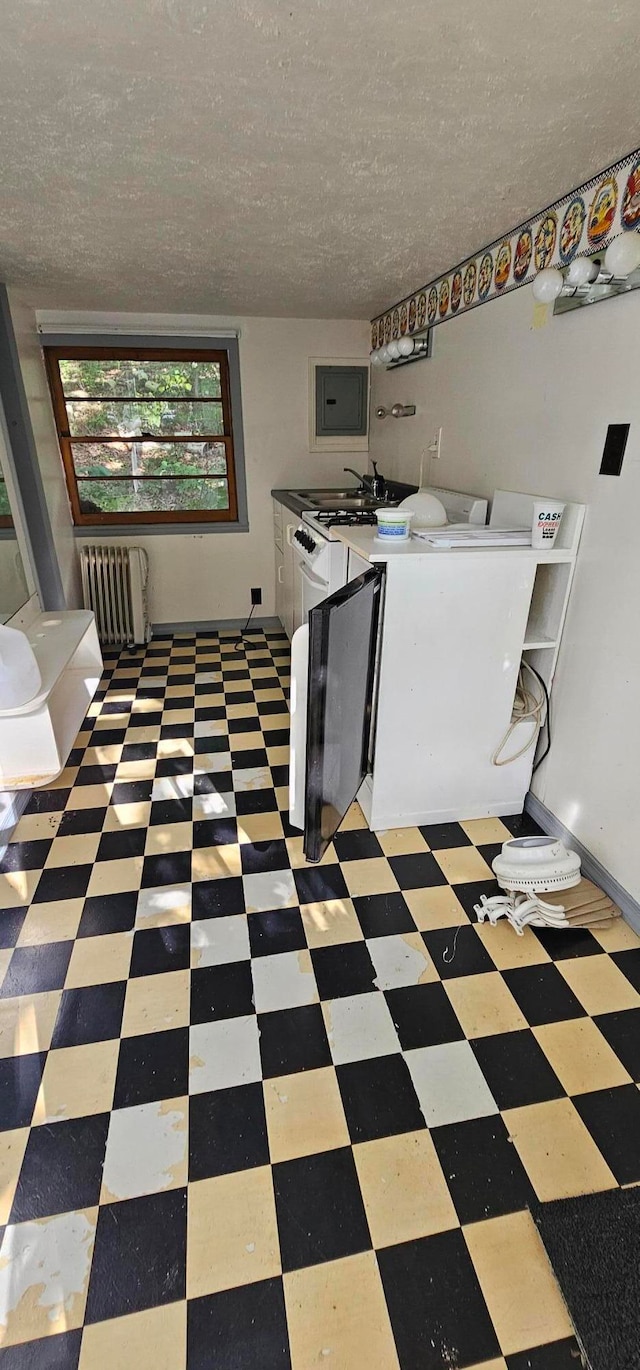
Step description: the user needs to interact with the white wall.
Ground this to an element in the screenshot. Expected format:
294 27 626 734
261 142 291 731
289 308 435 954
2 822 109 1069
371 286 640 901
8 292 81 607
30 312 369 624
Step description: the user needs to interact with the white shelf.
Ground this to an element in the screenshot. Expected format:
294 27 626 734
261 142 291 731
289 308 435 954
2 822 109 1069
523 562 571 652
0 611 96 716
523 632 556 651
0 611 102 790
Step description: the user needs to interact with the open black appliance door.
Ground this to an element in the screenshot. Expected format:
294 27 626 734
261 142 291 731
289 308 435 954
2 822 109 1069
304 568 382 863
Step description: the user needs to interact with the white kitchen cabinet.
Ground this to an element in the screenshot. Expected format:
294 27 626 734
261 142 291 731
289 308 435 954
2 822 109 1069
275 541 286 630
290 491 586 848
356 495 585 829
273 499 299 640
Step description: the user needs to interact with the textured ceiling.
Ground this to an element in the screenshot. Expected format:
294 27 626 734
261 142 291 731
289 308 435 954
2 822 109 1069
1 0 639 317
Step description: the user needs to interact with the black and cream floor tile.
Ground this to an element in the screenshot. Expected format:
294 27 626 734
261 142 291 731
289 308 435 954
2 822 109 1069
1 629 639 1366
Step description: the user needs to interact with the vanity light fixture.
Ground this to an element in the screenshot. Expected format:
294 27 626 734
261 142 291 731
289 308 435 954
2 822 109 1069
531 231 640 314
603 231 640 278
370 332 432 368
565 257 599 287
532 267 565 304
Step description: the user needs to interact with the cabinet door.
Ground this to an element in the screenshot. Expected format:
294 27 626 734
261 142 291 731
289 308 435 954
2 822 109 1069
292 551 304 636
282 521 297 640
273 499 284 551
305 568 382 862
274 542 286 631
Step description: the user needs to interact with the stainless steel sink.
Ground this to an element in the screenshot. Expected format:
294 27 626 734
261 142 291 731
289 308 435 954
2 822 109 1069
297 488 395 510
298 487 365 501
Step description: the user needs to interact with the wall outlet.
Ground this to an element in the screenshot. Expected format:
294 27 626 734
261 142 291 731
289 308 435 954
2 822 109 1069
428 426 443 460
251 587 262 605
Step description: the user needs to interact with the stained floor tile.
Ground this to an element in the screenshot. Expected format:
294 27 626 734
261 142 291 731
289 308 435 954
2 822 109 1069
187 1279 289 1370
274 1145 371 1271
79 1300 187 1370
187 1166 280 1297
502 1097 617 1200
0 1208 96 1345
264 1066 350 1162
405 1039 498 1127
556 952 640 1015
444 971 529 1038
532 1016 632 1095
378 1228 500 1369
284 1251 399 1369
464 1209 573 1355
101 1097 188 1201
431 1114 535 1223
322 991 400 1065
353 1129 458 1247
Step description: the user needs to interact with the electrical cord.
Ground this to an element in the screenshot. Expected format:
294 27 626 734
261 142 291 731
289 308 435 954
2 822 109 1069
491 658 548 767
530 661 551 772
234 602 257 652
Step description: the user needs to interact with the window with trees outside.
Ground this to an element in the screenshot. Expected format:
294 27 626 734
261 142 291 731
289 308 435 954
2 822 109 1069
44 347 240 526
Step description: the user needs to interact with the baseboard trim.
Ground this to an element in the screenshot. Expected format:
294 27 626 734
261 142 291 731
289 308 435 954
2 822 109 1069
0 789 29 861
152 617 283 633
525 793 640 934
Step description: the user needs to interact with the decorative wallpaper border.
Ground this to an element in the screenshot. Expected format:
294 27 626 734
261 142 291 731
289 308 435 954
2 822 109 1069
371 147 640 348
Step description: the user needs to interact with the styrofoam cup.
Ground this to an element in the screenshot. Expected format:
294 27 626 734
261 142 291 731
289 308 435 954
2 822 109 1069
531 498 565 549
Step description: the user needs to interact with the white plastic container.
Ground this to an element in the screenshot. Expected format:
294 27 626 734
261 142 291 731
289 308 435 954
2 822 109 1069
0 623 42 711
531 499 565 549
375 508 414 541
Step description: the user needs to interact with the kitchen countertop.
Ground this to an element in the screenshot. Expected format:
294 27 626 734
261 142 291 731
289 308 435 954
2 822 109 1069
333 525 576 564
271 489 316 517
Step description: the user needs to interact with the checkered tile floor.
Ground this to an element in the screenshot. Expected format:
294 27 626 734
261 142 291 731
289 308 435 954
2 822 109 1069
1 629 640 1368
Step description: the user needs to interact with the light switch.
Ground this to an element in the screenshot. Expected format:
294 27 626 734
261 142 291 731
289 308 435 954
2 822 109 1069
599 424 630 476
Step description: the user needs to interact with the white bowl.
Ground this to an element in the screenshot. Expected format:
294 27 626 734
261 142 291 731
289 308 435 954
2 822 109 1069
398 491 447 527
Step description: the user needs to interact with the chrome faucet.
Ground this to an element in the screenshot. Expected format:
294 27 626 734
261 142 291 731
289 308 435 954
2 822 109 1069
343 463 387 500
344 467 367 490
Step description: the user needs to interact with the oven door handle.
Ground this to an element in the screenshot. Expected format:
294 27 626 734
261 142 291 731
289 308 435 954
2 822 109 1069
298 560 329 593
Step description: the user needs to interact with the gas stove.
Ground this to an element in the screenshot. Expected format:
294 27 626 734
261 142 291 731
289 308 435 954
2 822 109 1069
308 509 379 529
301 508 379 540
290 507 382 599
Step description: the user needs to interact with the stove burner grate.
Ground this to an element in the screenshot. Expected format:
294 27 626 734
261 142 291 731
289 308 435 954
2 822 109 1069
313 509 378 527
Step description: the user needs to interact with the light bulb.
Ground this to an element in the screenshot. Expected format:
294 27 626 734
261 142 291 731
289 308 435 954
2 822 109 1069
397 337 415 357
378 344 390 364
532 268 564 304
387 340 401 360
565 256 599 287
603 232 640 279
370 349 384 367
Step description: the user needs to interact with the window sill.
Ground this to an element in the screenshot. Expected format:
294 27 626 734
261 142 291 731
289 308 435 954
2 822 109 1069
73 521 250 538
